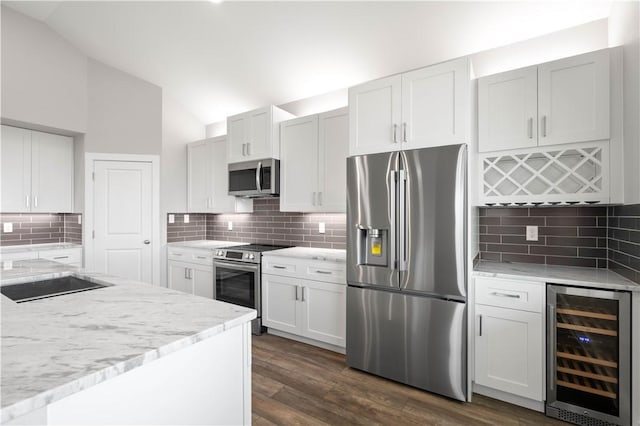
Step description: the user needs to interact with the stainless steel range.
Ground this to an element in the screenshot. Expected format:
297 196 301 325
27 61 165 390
213 244 289 335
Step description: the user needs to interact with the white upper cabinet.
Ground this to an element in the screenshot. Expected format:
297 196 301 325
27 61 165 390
1 125 73 213
318 108 349 212
401 57 469 149
478 66 538 152
1 126 31 212
479 49 610 153
227 105 295 163
349 75 402 155
187 136 252 213
280 115 319 211
349 57 470 156
187 140 210 212
280 107 348 212
538 50 610 146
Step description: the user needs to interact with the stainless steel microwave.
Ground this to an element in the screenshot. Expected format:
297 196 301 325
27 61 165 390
228 158 280 198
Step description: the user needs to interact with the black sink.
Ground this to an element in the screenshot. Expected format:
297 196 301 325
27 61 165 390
1 276 110 303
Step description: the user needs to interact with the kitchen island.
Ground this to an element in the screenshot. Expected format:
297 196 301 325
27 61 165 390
1 259 255 425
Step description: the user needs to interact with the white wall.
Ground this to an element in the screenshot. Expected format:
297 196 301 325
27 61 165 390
85 59 162 155
609 1 640 205
0 6 87 134
470 18 608 78
160 94 205 287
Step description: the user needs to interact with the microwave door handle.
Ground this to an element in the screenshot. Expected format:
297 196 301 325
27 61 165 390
256 161 263 193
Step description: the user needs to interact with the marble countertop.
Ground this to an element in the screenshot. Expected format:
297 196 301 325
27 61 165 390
167 240 246 250
474 261 640 292
0 259 256 423
0 242 82 254
263 246 346 263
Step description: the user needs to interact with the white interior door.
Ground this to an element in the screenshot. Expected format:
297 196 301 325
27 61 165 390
93 160 153 283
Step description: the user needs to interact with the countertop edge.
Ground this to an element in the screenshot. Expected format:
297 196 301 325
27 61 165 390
0 310 256 423
473 262 640 292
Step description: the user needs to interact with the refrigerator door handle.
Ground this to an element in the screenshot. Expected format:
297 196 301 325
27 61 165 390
398 169 407 271
389 169 397 270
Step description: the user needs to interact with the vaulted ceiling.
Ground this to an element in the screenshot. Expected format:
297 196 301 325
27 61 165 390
3 1 613 124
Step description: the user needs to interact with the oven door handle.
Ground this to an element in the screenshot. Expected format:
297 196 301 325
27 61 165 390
214 260 260 272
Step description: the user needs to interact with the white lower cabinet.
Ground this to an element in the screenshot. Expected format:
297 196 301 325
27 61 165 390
473 277 544 408
167 248 214 299
262 254 346 349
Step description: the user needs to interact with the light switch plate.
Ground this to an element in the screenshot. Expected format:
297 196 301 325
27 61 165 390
184 214 189 224
526 225 538 241
228 221 233 231
318 222 325 234
168 214 175 224
3 222 13 233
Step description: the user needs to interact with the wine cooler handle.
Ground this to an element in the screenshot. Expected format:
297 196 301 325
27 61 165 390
548 305 556 391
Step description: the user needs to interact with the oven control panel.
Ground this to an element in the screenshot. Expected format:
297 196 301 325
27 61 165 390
214 250 257 263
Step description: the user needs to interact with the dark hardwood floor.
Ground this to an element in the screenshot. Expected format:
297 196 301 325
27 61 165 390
252 334 567 425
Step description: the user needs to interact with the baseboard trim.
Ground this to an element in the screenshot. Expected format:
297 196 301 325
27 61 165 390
265 329 346 354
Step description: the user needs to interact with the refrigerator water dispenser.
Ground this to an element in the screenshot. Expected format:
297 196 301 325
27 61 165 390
356 227 388 267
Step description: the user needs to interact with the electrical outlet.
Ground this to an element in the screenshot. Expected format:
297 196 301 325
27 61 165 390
526 225 538 241
228 221 233 231
3 222 13 233
168 214 175 224
78 215 82 225
318 222 326 234
184 214 189 224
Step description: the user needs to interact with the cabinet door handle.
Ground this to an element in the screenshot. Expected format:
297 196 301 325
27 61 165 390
184 267 188 279
173 253 184 257
33 196 38 208
541 116 547 137
392 124 398 143
528 118 533 139
53 256 69 259
478 315 483 337
189 268 193 279
490 291 521 299
315 270 332 275
25 196 30 208
247 143 251 156
273 265 286 269
301 287 306 302
242 143 246 156
295 285 299 301
312 192 317 206
318 192 322 206
402 122 407 142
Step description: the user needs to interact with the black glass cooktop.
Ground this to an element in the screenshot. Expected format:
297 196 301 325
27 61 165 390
1 276 110 303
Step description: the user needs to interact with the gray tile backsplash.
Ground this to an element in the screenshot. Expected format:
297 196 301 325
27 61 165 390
479 204 640 284
0 213 83 246
608 205 640 284
478 206 609 268
168 198 346 249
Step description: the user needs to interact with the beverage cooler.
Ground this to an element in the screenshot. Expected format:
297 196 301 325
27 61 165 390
546 285 631 426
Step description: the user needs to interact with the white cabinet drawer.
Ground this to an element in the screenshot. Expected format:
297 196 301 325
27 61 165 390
262 258 298 276
167 248 213 266
39 248 82 265
304 262 346 284
475 277 543 313
0 251 38 261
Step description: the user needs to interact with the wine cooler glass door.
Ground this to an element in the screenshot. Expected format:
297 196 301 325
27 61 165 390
546 285 631 426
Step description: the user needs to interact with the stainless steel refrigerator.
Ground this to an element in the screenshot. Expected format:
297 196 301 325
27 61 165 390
346 144 467 401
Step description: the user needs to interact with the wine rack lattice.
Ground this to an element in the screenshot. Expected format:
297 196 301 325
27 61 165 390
480 142 609 205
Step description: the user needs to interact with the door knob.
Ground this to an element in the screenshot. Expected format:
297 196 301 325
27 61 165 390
143 240 151 245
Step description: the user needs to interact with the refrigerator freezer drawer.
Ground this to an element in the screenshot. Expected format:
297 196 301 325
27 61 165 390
346 286 467 401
